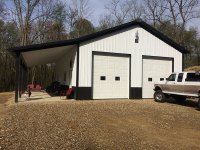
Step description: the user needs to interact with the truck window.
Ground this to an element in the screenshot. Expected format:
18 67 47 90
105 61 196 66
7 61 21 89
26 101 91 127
177 73 183 82
185 73 200 82
168 74 176 81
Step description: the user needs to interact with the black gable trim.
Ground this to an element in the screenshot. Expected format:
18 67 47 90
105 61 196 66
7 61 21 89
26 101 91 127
8 19 188 54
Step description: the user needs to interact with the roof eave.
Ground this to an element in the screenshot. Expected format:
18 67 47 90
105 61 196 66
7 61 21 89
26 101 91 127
8 19 189 54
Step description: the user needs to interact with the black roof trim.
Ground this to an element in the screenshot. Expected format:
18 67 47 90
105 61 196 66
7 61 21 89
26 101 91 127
8 19 189 54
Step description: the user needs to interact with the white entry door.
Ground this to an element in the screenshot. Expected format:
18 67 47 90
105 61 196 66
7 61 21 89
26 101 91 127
142 58 172 98
93 55 129 99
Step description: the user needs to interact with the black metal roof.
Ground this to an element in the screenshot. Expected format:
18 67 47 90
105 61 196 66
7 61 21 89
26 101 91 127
8 19 188 54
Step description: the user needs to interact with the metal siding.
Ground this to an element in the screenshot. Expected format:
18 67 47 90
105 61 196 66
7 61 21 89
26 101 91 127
72 52 77 86
56 48 77 87
79 26 182 87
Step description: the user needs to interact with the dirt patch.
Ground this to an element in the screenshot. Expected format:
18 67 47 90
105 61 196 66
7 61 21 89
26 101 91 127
0 97 200 150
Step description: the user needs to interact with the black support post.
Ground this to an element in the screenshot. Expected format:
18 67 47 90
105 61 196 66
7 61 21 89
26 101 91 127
15 53 20 103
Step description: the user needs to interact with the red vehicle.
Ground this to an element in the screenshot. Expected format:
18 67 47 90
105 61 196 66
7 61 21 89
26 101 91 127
27 84 44 91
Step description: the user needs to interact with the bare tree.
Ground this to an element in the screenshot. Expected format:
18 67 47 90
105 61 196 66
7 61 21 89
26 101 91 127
0 0 6 19
165 0 180 28
144 0 167 27
65 0 93 34
105 0 130 25
163 0 199 42
98 14 116 30
164 0 199 29
29 0 58 43
127 0 144 21
12 0 40 45
104 0 144 26
174 0 199 29
31 1 68 43
10 0 60 45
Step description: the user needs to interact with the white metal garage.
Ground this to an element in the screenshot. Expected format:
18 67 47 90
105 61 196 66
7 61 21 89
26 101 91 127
93 54 130 99
10 19 188 102
142 57 173 98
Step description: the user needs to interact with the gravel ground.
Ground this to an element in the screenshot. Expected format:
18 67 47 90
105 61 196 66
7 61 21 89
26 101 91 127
0 92 200 150
0 92 14 127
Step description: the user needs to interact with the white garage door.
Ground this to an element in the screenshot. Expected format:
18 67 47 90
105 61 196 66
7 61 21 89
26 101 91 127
142 58 172 98
93 55 129 99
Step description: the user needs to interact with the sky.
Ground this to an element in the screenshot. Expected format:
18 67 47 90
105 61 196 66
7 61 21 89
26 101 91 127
4 0 200 31
90 0 199 31
86 0 107 25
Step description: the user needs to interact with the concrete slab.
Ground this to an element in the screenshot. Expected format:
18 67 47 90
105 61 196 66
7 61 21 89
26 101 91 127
19 91 71 102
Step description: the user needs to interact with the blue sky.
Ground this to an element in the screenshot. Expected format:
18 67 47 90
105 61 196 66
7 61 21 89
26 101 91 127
5 0 200 31
91 0 199 30
88 0 107 25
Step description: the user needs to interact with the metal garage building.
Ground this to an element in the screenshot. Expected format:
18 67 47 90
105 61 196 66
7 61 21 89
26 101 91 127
9 20 188 102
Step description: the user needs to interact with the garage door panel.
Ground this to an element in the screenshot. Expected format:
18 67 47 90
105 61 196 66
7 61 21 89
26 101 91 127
143 59 172 98
93 55 129 99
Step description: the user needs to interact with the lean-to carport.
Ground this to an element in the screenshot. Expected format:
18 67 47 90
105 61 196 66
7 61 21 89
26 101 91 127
8 40 78 102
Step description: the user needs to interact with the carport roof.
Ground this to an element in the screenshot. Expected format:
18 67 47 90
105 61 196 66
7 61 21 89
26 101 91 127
8 19 189 54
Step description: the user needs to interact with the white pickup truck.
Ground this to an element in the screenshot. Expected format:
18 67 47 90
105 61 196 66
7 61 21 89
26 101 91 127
154 72 200 108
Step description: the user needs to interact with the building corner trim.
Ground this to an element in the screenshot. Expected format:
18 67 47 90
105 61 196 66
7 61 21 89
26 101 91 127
75 44 80 99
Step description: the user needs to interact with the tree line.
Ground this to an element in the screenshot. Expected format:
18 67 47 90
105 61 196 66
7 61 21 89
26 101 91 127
0 0 200 92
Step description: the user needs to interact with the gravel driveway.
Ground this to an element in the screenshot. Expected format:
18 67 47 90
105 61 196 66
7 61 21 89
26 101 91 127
0 92 200 150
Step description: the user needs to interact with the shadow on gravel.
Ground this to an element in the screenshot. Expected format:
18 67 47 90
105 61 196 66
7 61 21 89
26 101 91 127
164 98 199 110
28 98 43 101
19 97 51 103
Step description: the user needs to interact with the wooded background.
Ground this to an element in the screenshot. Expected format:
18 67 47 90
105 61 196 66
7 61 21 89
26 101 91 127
0 0 200 92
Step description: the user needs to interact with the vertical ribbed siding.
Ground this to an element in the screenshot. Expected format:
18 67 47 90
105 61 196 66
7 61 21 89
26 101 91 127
79 26 182 87
56 47 77 87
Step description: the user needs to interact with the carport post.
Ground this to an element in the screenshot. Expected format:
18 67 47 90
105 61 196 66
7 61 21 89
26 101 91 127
15 53 20 103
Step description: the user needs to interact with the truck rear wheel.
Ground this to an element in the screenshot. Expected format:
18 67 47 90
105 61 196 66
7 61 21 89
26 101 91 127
154 90 166 103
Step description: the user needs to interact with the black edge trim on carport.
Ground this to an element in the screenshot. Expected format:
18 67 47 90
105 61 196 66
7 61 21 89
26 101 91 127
8 19 189 54
91 51 131 100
